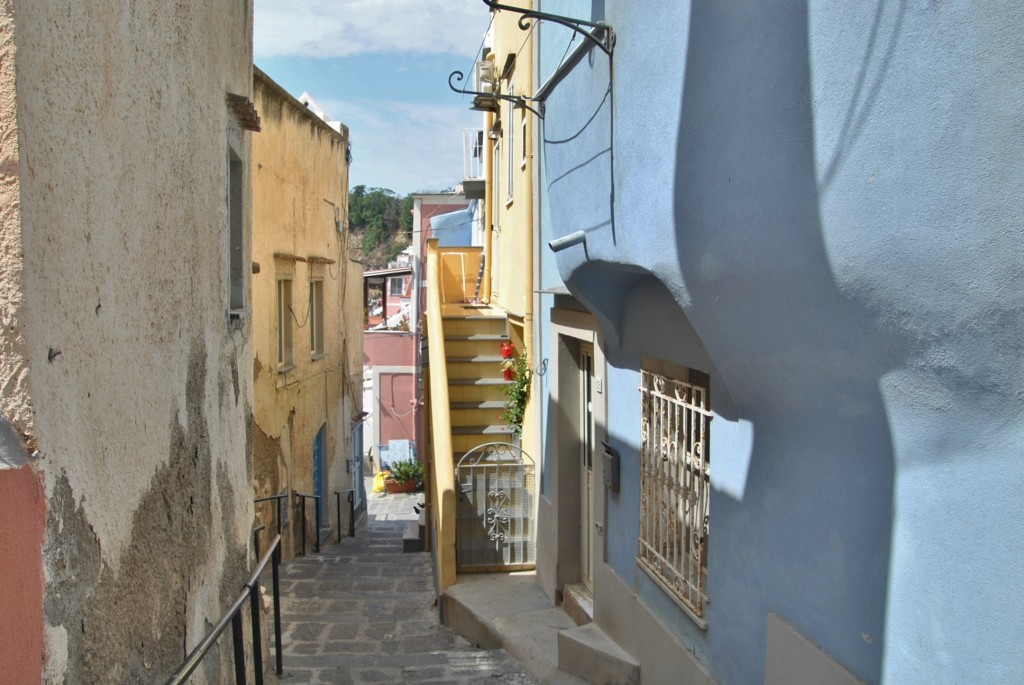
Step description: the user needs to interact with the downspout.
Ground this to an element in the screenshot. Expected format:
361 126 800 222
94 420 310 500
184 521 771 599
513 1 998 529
482 56 496 304
523 42 537 459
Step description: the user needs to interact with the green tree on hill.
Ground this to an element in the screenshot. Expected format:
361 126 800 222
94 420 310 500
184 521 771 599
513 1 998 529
349 186 414 265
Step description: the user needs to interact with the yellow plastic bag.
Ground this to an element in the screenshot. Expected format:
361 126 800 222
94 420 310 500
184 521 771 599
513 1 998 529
372 470 390 493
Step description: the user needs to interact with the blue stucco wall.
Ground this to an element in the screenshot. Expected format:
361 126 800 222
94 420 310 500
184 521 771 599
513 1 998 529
538 2 1024 684
431 204 474 247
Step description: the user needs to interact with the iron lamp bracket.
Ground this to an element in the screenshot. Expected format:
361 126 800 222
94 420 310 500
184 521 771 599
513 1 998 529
481 0 615 56
448 70 545 119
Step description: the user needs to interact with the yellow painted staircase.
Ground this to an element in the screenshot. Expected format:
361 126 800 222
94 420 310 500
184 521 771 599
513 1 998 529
442 306 515 461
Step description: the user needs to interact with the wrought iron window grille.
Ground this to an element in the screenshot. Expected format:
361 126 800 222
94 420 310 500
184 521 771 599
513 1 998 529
637 368 712 628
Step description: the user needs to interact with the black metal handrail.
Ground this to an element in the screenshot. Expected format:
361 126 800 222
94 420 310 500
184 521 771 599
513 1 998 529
335 489 356 542
254 494 286 559
254 494 286 537
252 524 266 559
164 534 283 685
295 493 321 555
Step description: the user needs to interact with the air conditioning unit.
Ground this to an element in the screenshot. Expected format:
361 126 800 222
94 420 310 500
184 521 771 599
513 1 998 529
474 61 496 93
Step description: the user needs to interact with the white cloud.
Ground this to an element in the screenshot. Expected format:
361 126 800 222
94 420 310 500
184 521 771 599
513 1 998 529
322 97 485 195
255 0 490 59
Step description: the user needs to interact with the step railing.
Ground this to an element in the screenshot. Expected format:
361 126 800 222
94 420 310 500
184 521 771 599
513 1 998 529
425 239 457 589
253 493 286 558
335 488 357 541
295 493 322 555
164 534 283 685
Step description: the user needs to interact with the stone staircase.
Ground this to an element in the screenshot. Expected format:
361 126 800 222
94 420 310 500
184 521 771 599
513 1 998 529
443 575 640 685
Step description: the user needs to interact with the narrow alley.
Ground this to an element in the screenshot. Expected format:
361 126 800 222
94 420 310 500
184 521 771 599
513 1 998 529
266 483 536 685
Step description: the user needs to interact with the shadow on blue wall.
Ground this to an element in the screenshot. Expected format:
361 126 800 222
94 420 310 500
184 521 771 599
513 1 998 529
671 2 909 683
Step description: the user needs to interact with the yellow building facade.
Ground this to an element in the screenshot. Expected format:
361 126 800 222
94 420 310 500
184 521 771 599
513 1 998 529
251 68 364 559
422 0 540 589
481 0 539 458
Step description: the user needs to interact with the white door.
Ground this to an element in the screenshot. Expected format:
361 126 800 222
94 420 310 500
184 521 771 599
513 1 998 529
580 344 595 589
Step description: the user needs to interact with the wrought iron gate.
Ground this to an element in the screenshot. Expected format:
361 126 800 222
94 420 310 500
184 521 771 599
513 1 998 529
456 442 536 571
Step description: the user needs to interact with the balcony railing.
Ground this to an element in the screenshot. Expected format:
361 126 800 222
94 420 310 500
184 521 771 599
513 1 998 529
463 128 484 181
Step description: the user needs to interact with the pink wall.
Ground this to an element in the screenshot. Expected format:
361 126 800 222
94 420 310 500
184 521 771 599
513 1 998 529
377 371 416 445
364 331 416 367
0 465 46 685
364 331 419 459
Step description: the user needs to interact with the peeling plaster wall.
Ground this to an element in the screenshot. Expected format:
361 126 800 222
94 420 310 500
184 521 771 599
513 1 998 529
2 0 256 681
0 7 45 683
0 0 31 443
251 69 362 559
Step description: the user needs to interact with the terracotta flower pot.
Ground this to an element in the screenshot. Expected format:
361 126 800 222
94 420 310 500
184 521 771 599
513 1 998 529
384 478 417 494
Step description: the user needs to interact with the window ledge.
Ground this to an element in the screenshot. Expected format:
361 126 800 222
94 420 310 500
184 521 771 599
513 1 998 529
277 363 295 374
636 557 708 630
227 307 251 320
310 353 326 362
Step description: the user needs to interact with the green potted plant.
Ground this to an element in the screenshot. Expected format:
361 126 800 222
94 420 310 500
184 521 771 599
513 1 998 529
384 458 423 494
500 348 532 442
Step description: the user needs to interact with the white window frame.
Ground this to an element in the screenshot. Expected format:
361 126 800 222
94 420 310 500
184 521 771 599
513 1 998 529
492 137 502 221
309 278 324 359
506 77 515 205
277 277 294 370
388 276 404 297
520 107 528 170
638 364 711 627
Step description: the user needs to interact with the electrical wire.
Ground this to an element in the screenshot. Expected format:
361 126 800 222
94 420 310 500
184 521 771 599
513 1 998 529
554 29 578 75
510 17 538 73
472 13 496 68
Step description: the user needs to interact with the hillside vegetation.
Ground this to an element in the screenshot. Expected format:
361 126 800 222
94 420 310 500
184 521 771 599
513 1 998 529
349 185 413 269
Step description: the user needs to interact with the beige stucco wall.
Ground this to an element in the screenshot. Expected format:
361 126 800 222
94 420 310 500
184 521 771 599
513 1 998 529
1 0 257 681
251 69 363 559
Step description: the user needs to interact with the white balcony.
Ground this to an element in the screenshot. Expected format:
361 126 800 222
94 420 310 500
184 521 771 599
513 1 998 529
462 128 485 199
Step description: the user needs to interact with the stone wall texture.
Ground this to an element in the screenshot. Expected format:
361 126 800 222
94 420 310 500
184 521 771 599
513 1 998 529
1 0 257 681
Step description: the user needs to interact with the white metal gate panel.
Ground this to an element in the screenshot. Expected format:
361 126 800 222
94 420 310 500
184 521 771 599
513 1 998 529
456 443 535 571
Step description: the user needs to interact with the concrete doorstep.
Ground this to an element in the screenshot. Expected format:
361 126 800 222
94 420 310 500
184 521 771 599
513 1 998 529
442 574 639 685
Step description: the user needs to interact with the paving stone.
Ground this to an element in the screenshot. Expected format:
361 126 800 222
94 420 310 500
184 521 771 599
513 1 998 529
292 623 327 641
265 481 535 684
326 623 359 640
314 668 355 685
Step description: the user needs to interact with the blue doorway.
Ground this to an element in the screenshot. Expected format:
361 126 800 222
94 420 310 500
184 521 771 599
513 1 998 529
313 424 327 522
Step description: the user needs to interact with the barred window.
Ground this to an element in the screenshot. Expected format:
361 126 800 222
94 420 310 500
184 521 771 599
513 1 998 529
638 366 711 627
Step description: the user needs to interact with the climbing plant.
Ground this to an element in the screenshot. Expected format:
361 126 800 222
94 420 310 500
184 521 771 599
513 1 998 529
500 349 532 439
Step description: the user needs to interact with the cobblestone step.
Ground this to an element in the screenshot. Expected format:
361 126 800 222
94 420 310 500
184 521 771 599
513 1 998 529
263 481 536 685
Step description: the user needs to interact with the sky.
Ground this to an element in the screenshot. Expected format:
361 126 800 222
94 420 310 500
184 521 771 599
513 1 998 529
254 0 493 196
